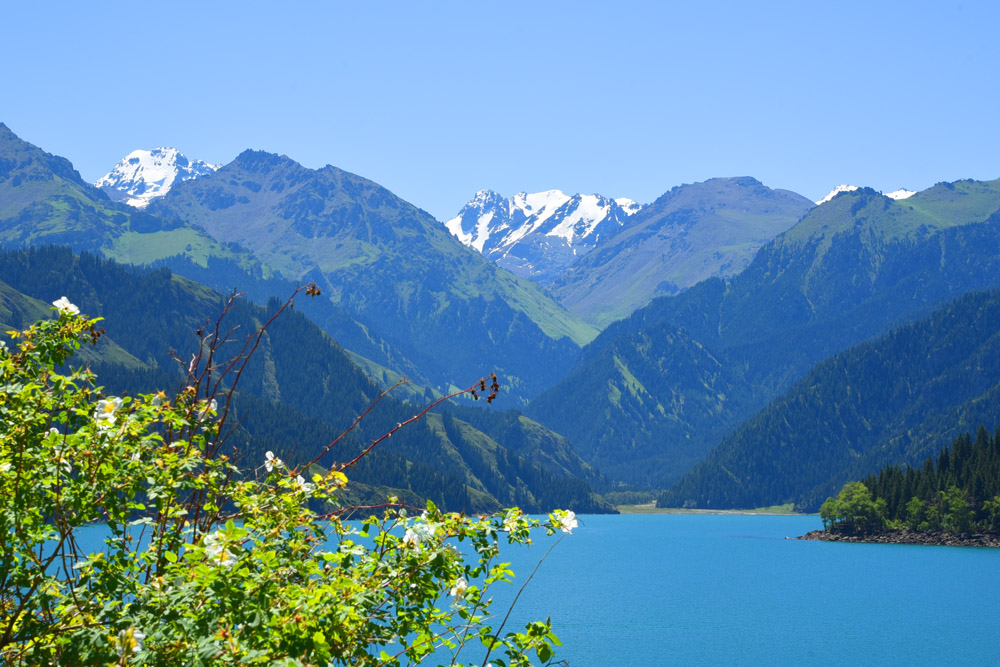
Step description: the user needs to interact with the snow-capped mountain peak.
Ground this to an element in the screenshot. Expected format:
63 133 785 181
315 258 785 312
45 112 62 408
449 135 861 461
817 184 919 206
96 147 219 208
614 198 642 215
444 189 643 283
816 184 859 205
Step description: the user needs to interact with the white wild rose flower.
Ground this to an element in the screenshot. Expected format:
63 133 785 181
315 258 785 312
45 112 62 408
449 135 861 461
199 398 218 420
203 532 237 568
95 397 123 428
264 450 283 472
52 296 80 316
295 474 314 494
503 508 521 533
449 576 468 599
558 510 578 534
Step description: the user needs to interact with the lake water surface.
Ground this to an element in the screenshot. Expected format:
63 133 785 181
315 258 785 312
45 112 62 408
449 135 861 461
71 514 1000 665
492 514 1000 666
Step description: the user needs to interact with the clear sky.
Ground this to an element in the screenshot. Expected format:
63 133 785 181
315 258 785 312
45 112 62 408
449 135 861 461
3 1 998 220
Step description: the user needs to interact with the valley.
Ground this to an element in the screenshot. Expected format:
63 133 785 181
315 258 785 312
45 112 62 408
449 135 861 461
3 121 1000 520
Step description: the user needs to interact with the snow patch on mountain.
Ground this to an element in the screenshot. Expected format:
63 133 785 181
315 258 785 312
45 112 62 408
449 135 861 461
885 188 916 200
615 198 642 215
445 189 643 283
96 148 219 208
816 184 859 205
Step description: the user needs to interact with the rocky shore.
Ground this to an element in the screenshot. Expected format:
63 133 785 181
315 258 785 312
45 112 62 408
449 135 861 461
798 528 1000 548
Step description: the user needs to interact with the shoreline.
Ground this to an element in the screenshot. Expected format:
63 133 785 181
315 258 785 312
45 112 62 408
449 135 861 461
798 528 1000 548
617 503 804 516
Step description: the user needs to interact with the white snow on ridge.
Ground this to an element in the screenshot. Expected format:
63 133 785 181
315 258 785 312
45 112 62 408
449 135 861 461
816 184 859 205
615 198 642 215
817 184 919 205
445 189 644 254
444 215 475 247
472 210 496 252
444 189 644 282
548 194 609 242
96 147 219 208
513 190 572 231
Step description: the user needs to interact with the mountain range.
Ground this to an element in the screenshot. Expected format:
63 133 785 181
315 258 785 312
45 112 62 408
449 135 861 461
145 149 596 402
445 189 641 285
528 180 1000 487
0 124 596 405
816 184 916 205
544 177 815 326
447 179 815 327
7 119 1000 513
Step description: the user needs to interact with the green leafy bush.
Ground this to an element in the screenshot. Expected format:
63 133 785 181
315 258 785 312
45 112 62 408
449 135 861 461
0 293 570 665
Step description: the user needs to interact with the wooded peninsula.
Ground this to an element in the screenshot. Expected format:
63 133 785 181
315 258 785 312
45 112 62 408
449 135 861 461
801 425 1000 547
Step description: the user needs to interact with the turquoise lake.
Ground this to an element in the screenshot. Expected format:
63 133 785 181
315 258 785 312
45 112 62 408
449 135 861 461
490 514 1000 666
70 514 1000 665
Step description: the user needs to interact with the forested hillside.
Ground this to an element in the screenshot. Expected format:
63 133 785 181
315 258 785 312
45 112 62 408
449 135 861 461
660 289 1000 511
0 246 612 514
530 184 1000 487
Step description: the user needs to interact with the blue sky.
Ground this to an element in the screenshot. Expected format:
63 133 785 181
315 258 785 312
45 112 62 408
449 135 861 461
3 1 998 219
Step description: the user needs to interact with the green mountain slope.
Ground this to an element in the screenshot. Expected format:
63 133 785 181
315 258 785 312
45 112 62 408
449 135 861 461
0 125 595 403
148 150 596 402
528 183 1000 487
0 123 259 270
0 124 431 393
0 246 611 514
659 290 1000 511
547 177 814 327
527 322 750 485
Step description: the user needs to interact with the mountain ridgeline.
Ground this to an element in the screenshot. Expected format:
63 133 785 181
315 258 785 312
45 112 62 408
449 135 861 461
447 178 814 328
0 246 612 514
146 149 598 403
546 177 815 327
0 124 258 270
9 119 1000 516
445 189 641 286
529 182 1000 488
0 125 598 405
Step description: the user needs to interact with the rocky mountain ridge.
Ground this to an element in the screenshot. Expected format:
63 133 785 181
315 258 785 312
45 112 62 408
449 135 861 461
96 147 219 208
445 189 641 284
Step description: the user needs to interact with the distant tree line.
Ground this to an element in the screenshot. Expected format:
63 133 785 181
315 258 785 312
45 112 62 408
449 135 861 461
821 425 1000 534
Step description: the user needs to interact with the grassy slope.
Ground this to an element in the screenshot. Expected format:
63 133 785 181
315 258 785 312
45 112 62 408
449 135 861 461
0 124 262 272
549 177 814 327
